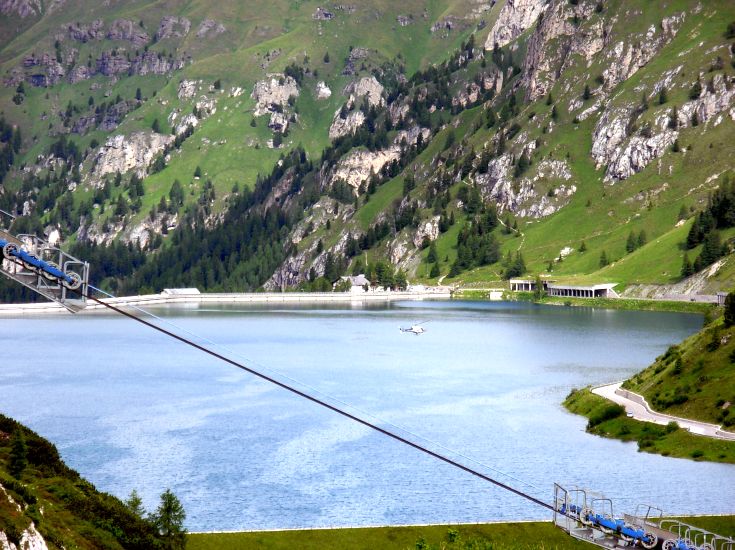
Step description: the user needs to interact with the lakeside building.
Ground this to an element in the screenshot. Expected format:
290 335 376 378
509 279 619 298
509 279 553 292
546 283 619 298
336 274 370 292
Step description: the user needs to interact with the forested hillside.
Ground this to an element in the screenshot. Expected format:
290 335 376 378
1 0 735 295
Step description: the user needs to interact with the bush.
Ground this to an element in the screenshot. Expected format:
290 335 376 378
588 404 625 428
691 449 704 459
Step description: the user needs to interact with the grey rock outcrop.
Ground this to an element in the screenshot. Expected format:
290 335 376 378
313 7 334 20
66 19 104 42
169 112 198 136
196 19 226 38
330 146 401 191
522 1 606 101
475 155 574 218
251 75 299 116
0 0 41 17
22 53 65 86
131 51 185 76
484 0 547 49
67 65 92 83
95 51 130 76
178 79 200 100
592 102 677 181
155 16 191 41
92 132 174 180
268 111 290 133
107 19 150 46
601 14 684 91
343 76 384 107
328 109 365 140
593 74 734 182
605 127 677 182
316 81 331 99
413 216 440 247
665 74 735 131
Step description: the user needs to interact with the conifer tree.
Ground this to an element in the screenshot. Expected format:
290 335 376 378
9 428 27 479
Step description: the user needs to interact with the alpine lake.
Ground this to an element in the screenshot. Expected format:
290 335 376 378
1 300 733 531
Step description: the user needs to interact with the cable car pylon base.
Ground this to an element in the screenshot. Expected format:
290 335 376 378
0 226 89 313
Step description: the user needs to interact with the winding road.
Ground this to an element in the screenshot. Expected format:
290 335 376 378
592 382 735 441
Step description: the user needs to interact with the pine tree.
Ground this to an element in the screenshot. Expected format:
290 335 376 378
681 253 694 278
599 250 609 268
725 292 735 328
151 489 187 550
579 241 587 252
126 490 146 517
689 79 702 100
429 262 440 278
9 428 27 479
427 241 438 264
658 86 668 104
626 231 637 253
583 84 591 101
668 106 679 130
151 118 160 133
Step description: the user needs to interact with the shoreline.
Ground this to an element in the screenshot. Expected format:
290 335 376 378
0 288 453 315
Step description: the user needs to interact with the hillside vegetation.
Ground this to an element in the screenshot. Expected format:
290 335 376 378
0 413 169 549
0 0 734 296
624 318 735 429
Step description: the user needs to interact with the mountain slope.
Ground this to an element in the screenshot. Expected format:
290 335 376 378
0 0 734 294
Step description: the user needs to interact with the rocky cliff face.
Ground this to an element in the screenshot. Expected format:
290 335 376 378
344 76 385 107
328 110 366 140
522 1 607 102
484 0 547 49
475 153 575 218
330 147 401 190
601 14 684 92
592 73 735 182
92 132 174 181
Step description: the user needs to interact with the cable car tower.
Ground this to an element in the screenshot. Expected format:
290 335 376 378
0 210 89 312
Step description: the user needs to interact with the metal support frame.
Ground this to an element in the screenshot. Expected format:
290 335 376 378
1 229 89 312
553 483 734 550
